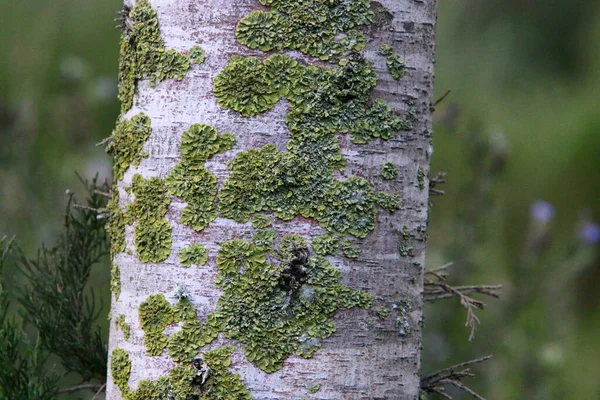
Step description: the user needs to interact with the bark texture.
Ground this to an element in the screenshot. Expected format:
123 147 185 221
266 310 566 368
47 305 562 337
107 0 437 398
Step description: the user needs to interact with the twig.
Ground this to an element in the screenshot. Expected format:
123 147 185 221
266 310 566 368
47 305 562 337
94 189 113 198
58 384 104 394
421 355 492 400
433 89 452 107
424 263 501 341
429 172 447 196
73 204 104 213
92 383 107 400
96 137 111 147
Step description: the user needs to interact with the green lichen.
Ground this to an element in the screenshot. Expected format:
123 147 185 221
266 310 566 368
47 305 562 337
236 0 373 60
118 0 191 112
375 192 402 212
375 306 390 319
192 346 251 400
139 294 174 356
379 44 406 80
197 237 371 373
119 363 200 400
311 234 339 256
399 244 414 257
125 174 172 263
417 167 426 191
116 314 131 340
179 243 208 267
214 54 409 144
168 324 200 363
189 46 206 64
111 348 131 395
214 55 410 239
180 124 235 163
400 225 412 241
220 143 386 238
106 187 126 256
381 161 398 180
342 240 361 259
167 317 222 364
251 215 272 229
173 298 197 322
106 113 151 182
252 229 277 251
111 264 121 301
309 383 321 394
166 124 232 232
213 56 280 117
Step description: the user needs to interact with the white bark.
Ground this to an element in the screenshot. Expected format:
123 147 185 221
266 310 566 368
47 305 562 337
107 0 437 398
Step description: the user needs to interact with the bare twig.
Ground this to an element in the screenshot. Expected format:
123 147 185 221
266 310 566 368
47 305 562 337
429 171 447 196
433 89 452 108
424 263 501 341
94 189 113 198
58 384 104 394
72 204 104 213
96 137 112 147
421 355 492 400
92 383 107 400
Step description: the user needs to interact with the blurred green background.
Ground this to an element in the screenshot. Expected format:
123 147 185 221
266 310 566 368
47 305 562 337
1 0 599 398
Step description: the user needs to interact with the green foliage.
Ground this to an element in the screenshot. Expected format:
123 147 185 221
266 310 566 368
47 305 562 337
138 294 174 356
201 237 372 373
236 0 372 60
17 177 109 383
118 0 191 111
0 238 60 400
166 124 232 232
381 161 399 180
106 113 151 182
379 44 406 80
311 234 339 256
189 46 206 64
126 174 172 263
179 243 208 267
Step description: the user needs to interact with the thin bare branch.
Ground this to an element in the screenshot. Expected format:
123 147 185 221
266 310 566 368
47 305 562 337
433 89 452 107
421 356 492 400
58 384 104 394
424 263 501 340
92 383 107 400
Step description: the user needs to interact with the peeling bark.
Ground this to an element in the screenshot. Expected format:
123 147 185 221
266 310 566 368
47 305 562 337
107 0 437 398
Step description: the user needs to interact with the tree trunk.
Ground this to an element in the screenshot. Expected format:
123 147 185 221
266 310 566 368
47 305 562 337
106 0 437 399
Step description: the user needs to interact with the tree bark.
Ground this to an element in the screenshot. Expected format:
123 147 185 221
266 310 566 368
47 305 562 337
107 0 437 399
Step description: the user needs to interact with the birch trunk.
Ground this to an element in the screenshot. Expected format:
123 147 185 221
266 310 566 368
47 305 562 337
107 0 437 398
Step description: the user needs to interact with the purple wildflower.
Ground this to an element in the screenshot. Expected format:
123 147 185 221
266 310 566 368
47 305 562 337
579 222 600 245
530 200 555 223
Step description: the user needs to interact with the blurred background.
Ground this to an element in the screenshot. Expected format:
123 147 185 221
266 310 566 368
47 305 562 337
1 0 599 398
